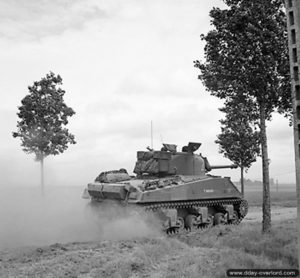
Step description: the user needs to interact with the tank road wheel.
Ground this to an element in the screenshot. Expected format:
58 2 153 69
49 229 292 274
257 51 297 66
201 215 213 229
175 217 185 233
238 200 248 218
228 210 240 225
185 214 197 231
213 212 227 225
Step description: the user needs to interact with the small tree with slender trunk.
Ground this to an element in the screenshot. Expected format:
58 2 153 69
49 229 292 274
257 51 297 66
12 72 76 193
216 98 260 196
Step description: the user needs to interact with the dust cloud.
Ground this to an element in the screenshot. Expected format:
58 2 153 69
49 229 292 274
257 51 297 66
0 186 161 249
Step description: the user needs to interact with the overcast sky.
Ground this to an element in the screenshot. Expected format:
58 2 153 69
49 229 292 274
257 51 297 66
0 0 295 188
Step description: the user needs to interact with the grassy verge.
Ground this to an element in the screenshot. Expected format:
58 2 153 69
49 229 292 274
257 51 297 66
1 219 297 278
176 219 297 277
76 219 298 278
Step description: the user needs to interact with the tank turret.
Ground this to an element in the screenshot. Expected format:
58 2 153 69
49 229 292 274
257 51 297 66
133 142 237 176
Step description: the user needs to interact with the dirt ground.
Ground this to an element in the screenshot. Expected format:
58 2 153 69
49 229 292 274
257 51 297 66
244 206 297 223
0 205 297 278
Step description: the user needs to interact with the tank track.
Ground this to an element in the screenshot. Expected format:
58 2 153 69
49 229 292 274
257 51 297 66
141 198 248 234
143 198 244 211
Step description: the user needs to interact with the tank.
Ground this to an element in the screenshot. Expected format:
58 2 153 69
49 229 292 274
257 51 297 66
83 142 248 233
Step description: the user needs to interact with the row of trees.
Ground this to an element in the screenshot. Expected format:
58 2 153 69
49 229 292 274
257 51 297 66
194 0 291 232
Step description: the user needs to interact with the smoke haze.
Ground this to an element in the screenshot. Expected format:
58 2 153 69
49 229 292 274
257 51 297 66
0 186 161 249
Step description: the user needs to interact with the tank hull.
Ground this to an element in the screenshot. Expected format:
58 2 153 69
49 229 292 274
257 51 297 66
85 175 248 233
87 176 241 202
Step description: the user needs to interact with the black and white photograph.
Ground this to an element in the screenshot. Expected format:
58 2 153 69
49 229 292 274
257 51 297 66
0 0 299 277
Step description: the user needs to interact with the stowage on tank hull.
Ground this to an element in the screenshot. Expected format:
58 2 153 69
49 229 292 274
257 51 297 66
83 142 248 233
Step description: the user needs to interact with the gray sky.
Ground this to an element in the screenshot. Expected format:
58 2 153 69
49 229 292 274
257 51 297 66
0 0 295 188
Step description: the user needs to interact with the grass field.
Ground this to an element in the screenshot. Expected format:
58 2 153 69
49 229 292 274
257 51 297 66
245 190 297 207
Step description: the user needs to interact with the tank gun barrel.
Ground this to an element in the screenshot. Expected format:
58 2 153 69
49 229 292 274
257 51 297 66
210 164 238 170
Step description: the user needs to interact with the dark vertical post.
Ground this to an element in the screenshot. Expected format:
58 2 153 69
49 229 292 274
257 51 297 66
241 166 244 197
285 0 300 269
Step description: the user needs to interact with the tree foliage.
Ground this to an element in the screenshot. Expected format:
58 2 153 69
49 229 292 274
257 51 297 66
216 101 260 170
216 98 260 196
194 0 291 118
13 72 76 160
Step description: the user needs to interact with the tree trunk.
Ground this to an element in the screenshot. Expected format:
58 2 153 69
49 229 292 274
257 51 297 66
259 101 271 233
40 155 44 196
241 166 244 197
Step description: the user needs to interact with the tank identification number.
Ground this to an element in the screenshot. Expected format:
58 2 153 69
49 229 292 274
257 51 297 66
203 189 214 193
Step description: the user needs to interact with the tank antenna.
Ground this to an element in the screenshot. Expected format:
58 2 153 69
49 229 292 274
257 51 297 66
151 120 153 149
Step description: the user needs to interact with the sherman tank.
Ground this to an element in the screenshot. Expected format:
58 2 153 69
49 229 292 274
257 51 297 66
83 142 248 233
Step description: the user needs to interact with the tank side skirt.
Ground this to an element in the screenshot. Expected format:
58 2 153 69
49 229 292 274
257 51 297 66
141 198 240 210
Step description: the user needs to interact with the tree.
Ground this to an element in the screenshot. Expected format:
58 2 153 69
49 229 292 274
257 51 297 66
194 0 291 232
216 99 260 196
13 72 76 193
